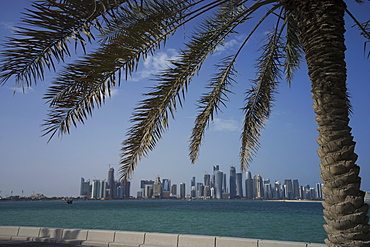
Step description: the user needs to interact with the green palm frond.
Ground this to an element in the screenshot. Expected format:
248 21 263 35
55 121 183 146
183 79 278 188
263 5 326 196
189 56 237 163
190 3 282 164
0 0 127 88
284 12 303 84
42 0 194 141
240 20 285 170
119 0 257 180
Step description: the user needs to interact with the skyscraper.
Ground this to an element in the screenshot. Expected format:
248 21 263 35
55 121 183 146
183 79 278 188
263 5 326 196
153 177 162 199
204 174 210 187
122 179 130 198
162 179 171 192
236 173 243 198
284 179 293 199
107 167 115 199
91 179 106 199
273 181 282 199
316 183 323 200
191 177 195 187
263 179 272 199
141 180 154 199
292 179 300 199
180 183 186 199
170 184 177 197
229 166 236 199
80 177 90 197
245 171 253 199
253 174 264 199
215 170 223 199
212 165 219 189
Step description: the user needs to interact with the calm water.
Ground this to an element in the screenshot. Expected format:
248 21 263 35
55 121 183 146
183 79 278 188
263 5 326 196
0 200 328 243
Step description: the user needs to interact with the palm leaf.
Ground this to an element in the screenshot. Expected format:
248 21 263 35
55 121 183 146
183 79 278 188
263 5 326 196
189 55 237 163
189 2 282 164
240 19 285 170
284 12 303 84
0 0 127 88
119 0 257 180
42 0 195 141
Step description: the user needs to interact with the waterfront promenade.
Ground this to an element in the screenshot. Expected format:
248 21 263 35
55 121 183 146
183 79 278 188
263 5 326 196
0 239 83 246
0 226 326 247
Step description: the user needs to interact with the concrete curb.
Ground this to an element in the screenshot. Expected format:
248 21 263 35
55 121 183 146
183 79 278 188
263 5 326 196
0 226 326 247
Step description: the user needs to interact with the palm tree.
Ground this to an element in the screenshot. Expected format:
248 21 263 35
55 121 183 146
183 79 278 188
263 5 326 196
1 0 369 246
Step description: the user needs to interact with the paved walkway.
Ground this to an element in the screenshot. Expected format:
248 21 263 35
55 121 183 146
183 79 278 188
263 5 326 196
0 240 82 247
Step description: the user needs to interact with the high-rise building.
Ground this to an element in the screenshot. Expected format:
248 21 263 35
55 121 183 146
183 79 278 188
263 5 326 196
153 177 162 199
107 167 115 198
121 179 130 198
293 179 300 199
91 179 106 199
284 179 293 199
316 183 323 199
116 180 132 199
80 177 90 197
180 183 186 199
141 180 154 198
144 184 153 198
196 182 204 198
253 174 264 199
204 174 210 187
191 177 195 187
245 171 253 199
170 184 177 197
204 185 211 198
236 173 243 198
212 165 219 189
303 184 311 199
223 173 227 193
273 181 282 199
229 166 236 199
215 170 223 199
162 179 171 192
263 179 272 199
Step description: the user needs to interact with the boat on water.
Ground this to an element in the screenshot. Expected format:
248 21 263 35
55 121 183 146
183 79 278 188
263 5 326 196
66 199 73 204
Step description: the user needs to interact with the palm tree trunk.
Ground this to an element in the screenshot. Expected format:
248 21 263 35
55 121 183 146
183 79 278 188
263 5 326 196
286 1 370 246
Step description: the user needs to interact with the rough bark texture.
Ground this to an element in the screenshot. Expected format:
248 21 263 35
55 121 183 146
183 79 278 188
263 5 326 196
285 0 370 246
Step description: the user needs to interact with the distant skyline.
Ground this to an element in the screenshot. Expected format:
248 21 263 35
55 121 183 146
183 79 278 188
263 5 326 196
78 165 323 200
1 1 369 197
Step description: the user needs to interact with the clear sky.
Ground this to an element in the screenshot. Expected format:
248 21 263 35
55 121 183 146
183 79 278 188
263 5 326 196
0 0 369 198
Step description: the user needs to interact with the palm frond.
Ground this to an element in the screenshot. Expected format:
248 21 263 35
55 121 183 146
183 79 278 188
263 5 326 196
189 56 237 163
284 12 303 84
189 2 282 164
240 19 285 171
42 0 194 141
119 0 258 180
0 0 127 88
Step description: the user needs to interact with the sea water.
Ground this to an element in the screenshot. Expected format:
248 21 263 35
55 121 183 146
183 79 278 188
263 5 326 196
0 200 328 243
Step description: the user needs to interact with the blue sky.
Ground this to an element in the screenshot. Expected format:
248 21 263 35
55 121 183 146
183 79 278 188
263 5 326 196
0 0 369 197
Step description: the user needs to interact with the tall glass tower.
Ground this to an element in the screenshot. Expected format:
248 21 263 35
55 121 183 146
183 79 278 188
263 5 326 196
229 166 236 199
107 168 115 198
253 174 264 199
204 174 210 187
236 173 243 198
284 179 293 199
245 171 253 199
215 170 223 199
293 179 300 199
180 183 186 199
162 179 171 192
